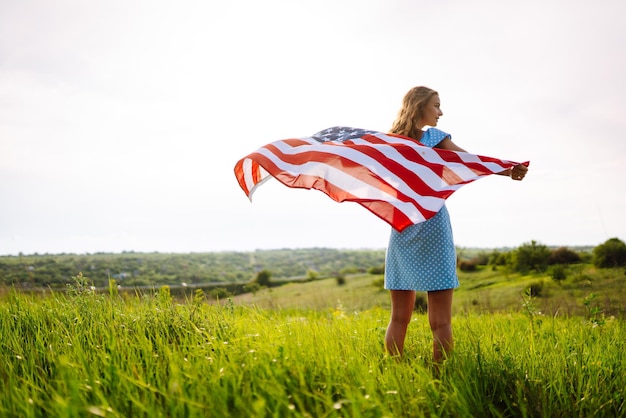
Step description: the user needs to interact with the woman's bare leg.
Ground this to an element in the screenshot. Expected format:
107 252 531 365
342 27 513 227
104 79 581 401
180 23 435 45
427 289 454 362
385 290 416 356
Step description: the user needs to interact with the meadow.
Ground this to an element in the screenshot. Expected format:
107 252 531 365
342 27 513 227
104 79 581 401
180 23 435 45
1 268 625 417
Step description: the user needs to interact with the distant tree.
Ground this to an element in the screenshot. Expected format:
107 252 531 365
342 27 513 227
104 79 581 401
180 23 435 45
458 260 478 272
593 238 626 268
488 250 509 266
339 266 359 276
549 247 581 265
244 282 261 294
514 240 551 273
335 274 346 286
306 269 319 281
368 265 385 275
253 269 272 287
473 252 490 266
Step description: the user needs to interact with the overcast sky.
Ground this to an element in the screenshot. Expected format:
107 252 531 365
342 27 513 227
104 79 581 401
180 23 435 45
1 0 625 255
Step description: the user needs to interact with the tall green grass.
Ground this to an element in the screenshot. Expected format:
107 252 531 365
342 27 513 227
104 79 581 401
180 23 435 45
1 286 624 417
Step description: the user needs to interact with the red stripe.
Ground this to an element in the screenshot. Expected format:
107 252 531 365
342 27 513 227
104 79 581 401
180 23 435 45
233 159 249 195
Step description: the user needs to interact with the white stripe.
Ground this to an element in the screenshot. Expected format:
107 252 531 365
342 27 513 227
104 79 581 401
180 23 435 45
243 160 271 201
242 158 254 193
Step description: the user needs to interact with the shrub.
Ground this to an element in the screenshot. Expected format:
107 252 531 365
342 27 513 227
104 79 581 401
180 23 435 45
335 275 346 286
514 241 551 273
458 260 478 272
210 287 232 300
593 238 626 268
488 250 510 266
528 281 544 297
548 264 567 282
253 269 272 287
243 282 262 294
371 277 384 289
306 269 319 280
474 252 490 266
339 266 359 276
414 295 427 312
549 247 581 265
368 265 385 275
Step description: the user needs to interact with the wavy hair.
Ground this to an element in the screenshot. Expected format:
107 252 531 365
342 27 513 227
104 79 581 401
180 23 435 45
389 86 438 141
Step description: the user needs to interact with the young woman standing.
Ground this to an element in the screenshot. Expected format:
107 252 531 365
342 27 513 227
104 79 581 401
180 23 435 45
383 86 528 362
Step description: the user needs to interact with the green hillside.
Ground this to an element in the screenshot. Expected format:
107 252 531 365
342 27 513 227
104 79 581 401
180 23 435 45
231 265 626 319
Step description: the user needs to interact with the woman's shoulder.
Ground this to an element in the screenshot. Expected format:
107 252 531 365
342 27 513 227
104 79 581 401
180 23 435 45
420 128 451 147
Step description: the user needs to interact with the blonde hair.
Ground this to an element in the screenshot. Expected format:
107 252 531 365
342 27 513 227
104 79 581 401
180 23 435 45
389 86 438 140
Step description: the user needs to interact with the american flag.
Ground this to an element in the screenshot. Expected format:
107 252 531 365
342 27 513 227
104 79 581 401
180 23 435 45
234 126 527 232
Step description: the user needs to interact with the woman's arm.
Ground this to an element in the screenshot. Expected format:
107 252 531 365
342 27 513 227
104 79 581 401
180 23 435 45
435 137 467 153
435 137 528 181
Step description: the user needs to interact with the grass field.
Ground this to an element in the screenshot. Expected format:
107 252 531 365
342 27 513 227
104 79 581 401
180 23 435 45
1 268 625 417
234 265 626 319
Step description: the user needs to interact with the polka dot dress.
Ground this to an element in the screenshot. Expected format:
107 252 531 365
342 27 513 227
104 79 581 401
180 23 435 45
384 128 460 292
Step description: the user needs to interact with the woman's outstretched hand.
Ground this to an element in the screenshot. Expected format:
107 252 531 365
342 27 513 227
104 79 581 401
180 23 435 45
510 164 528 181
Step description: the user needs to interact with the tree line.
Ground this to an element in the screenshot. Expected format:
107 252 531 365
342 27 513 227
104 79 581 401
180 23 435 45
1 238 624 290
0 248 386 289
457 238 626 279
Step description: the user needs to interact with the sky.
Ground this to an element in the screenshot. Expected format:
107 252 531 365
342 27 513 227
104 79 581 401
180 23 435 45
1 0 625 255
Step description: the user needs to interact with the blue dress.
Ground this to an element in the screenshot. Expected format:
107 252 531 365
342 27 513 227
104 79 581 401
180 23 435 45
384 128 460 292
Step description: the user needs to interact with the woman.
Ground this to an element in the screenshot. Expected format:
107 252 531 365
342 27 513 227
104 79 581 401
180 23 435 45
383 86 528 362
